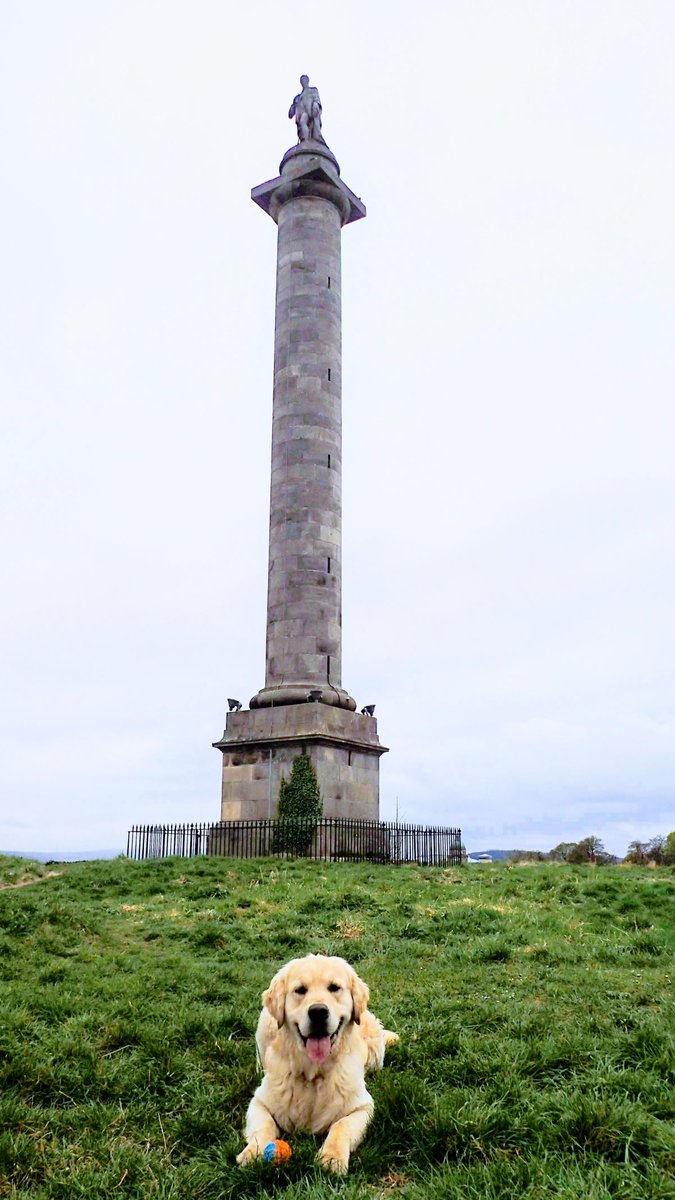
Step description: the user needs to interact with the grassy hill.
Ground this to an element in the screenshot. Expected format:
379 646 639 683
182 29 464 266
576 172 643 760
0 854 673 1199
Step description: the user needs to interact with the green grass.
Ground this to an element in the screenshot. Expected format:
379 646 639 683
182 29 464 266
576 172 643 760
0 856 673 1199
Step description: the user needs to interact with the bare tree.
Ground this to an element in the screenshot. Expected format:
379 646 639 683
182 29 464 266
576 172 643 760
549 842 577 862
646 835 666 865
625 840 650 864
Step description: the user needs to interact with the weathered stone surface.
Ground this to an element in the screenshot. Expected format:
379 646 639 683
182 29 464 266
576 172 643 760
214 705 386 822
213 128 384 822
249 145 363 712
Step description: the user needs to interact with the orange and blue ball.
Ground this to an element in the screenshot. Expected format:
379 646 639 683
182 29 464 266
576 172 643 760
263 1139 292 1164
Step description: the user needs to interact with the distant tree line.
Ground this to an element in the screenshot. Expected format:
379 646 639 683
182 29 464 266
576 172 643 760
623 832 675 866
549 836 617 864
507 831 675 866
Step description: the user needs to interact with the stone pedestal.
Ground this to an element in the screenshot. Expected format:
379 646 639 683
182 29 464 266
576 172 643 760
213 705 386 822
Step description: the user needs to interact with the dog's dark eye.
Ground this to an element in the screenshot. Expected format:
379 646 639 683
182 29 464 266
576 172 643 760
328 983 341 993
294 985 307 995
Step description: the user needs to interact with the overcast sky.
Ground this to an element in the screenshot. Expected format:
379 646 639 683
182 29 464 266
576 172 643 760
1 1 674 857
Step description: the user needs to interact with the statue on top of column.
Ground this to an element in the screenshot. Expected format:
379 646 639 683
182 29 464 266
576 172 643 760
288 75 326 145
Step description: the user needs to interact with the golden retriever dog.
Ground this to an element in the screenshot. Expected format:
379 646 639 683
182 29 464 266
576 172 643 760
237 953 398 1174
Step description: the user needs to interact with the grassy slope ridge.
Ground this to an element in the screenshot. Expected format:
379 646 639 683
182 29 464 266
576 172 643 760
0 856 673 1200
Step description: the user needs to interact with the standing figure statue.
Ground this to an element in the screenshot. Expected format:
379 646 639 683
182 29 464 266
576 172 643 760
288 75 326 144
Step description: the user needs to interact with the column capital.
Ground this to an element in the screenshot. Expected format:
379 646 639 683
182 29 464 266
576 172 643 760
251 143 366 227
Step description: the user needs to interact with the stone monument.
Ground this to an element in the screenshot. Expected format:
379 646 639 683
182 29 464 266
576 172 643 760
213 77 387 821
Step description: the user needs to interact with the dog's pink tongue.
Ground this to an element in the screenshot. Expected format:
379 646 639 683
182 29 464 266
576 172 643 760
306 1036 332 1064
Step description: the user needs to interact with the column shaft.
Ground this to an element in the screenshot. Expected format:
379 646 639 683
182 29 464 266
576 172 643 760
267 195 343 691
249 144 363 711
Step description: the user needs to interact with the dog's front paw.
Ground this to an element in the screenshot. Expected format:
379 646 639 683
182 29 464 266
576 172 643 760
318 1141 349 1175
236 1141 262 1167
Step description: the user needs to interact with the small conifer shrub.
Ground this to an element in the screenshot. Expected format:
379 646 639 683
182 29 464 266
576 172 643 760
274 755 322 855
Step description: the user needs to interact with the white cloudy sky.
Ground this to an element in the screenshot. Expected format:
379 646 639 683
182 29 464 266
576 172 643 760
1 1 674 857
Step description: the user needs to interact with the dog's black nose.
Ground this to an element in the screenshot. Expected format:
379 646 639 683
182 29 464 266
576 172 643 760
307 1003 329 1030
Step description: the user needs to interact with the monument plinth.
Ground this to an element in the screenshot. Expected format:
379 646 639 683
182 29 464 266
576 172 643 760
214 77 386 821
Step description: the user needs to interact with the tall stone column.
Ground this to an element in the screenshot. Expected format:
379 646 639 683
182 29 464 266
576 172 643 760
250 142 362 710
214 84 386 822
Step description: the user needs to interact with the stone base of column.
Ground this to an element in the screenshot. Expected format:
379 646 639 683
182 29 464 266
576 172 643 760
250 682 356 710
213 704 387 822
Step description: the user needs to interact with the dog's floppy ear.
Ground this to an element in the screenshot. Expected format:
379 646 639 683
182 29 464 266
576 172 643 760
262 965 288 1027
350 968 369 1024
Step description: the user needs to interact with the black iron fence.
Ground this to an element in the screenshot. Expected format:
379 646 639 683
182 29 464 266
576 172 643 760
126 818 462 867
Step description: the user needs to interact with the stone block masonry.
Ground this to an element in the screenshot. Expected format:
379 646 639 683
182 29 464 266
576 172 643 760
214 704 384 821
214 109 386 822
251 144 363 712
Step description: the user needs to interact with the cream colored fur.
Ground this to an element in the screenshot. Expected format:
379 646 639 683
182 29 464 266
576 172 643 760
237 953 398 1174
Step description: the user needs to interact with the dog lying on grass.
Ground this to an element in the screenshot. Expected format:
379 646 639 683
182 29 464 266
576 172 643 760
237 953 399 1174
